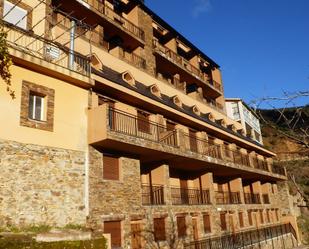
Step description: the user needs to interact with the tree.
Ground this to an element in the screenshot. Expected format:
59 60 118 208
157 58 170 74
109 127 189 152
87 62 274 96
251 91 309 148
0 21 14 99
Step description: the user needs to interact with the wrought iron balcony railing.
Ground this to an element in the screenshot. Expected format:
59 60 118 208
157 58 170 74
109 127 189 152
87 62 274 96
244 193 261 204
152 39 222 93
141 184 165 205
171 187 210 205
215 191 241 204
80 0 145 41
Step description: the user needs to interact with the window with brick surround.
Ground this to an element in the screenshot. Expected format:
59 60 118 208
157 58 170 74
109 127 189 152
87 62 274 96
20 81 54 131
203 214 211 233
153 218 166 241
176 216 186 237
103 155 120 180
1 0 32 30
104 221 122 248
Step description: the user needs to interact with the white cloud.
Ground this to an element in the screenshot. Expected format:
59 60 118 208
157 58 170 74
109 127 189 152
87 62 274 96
192 0 212 18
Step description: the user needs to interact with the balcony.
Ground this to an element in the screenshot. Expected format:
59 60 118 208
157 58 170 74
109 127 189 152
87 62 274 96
272 164 286 176
244 193 261 204
88 105 285 181
171 187 210 205
152 40 222 96
119 49 146 70
215 191 241 204
262 194 270 204
141 184 165 205
54 0 145 47
4 22 90 77
252 157 269 171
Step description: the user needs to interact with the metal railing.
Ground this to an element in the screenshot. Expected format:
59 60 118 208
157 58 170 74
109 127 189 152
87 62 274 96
272 164 286 176
244 193 261 204
171 187 210 205
262 194 270 204
141 184 165 205
180 132 222 159
119 49 146 69
152 39 222 93
252 157 269 171
80 0 145 41
215 191 241 204
108 108 178 147
184 222 296 249
4 22 90 76
107 108 276 174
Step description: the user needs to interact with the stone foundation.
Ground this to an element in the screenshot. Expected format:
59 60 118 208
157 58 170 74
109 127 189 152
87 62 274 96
0 139 86 228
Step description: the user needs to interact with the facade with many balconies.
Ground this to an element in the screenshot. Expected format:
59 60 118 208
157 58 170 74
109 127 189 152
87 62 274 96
0 0 299 248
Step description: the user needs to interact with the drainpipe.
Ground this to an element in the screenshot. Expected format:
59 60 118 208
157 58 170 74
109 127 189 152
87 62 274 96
69 20 76 70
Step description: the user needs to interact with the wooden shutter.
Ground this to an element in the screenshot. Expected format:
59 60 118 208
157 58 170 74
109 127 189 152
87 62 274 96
259 210 264 224
153 218 166 241
189 130 198 152
248 211 253 226
266 209 271 223
177 216 186 237
104 221 121 248
203 214 211 233
220 212 227 231
137 111 150 133
131 222 142 249
238 212 244 228
103 155 119 180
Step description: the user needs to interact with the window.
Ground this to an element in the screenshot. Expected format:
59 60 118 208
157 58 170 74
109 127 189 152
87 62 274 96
238 212 244 228
3 0 28 29
104 221 122 248
176 216 186 237
203 214 211 233
231 102 240 120
266 209 271 223
220 212 227 231
20 81 54 131
153 218 166 241
29 92 45 121
103 155 120 180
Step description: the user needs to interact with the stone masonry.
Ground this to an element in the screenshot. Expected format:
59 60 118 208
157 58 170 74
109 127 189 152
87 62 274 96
0 139 86 228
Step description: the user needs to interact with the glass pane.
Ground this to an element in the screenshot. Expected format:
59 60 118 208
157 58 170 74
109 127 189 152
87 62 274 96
28 94 34 119
3 1 28 29
35 96 43 120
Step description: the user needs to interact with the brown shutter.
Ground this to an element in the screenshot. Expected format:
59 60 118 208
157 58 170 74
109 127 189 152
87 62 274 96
220 212 227 231
259 210 264 224
238 212 244 228
189 130 198 152
137 111 150 133
104 221 121 247
248 211 253 226
203 214 211 233
176 216 186 237
154 218 166 241
103 155 119 180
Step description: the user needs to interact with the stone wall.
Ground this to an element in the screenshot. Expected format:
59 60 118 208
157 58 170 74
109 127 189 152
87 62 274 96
0 139 86 228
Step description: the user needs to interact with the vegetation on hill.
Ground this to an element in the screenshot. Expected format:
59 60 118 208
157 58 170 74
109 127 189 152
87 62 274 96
259 105 309 244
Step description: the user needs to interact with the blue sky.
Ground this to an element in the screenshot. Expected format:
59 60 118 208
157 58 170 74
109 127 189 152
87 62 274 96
146 0 309 108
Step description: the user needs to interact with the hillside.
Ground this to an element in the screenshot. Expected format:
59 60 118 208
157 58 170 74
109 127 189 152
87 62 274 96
259 106 309 244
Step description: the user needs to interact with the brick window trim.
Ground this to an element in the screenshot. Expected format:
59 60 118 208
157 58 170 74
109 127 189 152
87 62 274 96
20 81 55 132
0 0 33 30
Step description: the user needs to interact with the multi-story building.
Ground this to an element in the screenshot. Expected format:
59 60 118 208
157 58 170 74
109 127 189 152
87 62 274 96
0 0 300 248
226 98 263 144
